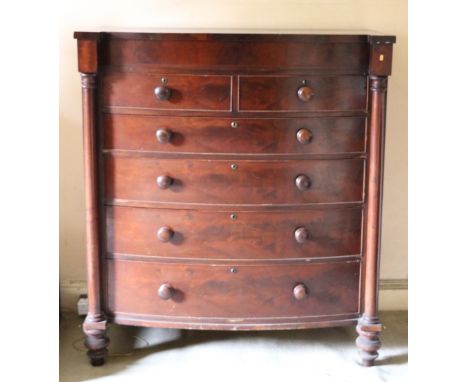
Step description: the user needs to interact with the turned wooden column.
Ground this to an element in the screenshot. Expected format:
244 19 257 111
75 33 109 367
356 37 394 367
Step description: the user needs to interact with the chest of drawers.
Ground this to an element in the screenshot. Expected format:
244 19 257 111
74 31 395 367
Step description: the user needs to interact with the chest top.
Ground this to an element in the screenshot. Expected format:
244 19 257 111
74 31 395 75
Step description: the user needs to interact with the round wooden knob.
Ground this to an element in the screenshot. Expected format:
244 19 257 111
294 227 309 243
156 175 173 190
293 284 307 300
296 128 313 144
295 174 311 191
157 226 174 243
297 86 314 102
156 128 172 143
158 283 174 300
154 85 172 101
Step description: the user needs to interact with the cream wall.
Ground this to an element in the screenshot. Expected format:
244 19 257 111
60 0 407 309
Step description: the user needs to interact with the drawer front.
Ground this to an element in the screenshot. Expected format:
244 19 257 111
106 206 362 260
106 260 360 318
105 157 365 205
102 38 369 73
239 75 367 112
101 72 232 111
103 115 366 155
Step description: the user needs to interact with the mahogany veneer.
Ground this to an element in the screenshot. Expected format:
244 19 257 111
103 115 366 155
107 260 361 320
105 157 365 205
238 75 367 112
75 31 395 367
101 72 232 111
106 206 362 260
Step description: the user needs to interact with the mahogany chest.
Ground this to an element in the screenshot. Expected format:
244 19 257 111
74 31 395 367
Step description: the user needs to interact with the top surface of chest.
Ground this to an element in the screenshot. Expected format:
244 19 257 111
76 32 394 75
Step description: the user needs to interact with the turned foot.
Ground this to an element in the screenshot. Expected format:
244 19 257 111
83 314 109 366
355 316 382 367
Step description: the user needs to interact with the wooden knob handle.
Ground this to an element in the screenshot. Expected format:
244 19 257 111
156 175 173 190
294 227 309 243
157 226 174 243
156 128 172 143
295 174 311 191
293 283 307 300
154 85 172 101
296 128 313 144
158 283 174 300
297 86 314 102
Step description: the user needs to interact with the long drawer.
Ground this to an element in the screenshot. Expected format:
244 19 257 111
106 206 362 260
106 259 360 318
101 35 369 72
105 157 365 205
103 115 366 155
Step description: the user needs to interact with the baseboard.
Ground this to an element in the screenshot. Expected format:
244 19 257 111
379 278 408 290
59 280 87 313
378 278 408 310
59 278 408 313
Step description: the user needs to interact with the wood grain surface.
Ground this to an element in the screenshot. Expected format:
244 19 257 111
99 36 369 73
101 72 232 111
103 114 366 155
104 157 365 205
106 259 361 318
239 75 367 112
106 206 363 260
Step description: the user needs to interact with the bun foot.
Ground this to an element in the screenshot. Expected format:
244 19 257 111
89 353 106 367
83 314 109 367
356 316 382 367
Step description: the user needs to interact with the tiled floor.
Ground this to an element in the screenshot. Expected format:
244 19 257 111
60 311 407 382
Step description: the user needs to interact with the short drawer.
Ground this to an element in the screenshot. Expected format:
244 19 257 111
106 260 360 318
106 206 362 260
101 72 232 111
239 75 367 112
105 157 365 205
103 115 366 155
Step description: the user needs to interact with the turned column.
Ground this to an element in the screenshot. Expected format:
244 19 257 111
356 36 395 367
75 33 109 366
